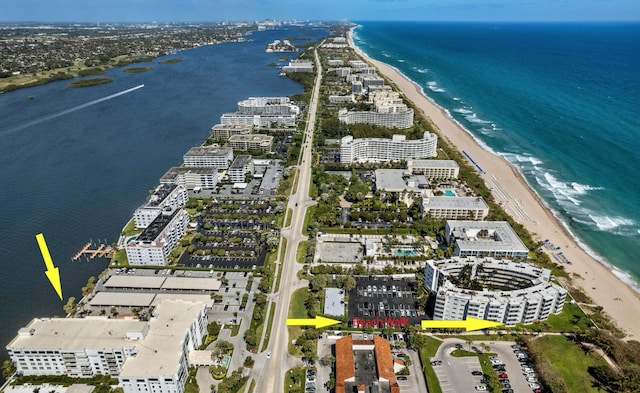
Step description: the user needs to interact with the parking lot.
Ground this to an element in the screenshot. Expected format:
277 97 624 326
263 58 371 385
347 276 423 327
431 338 539 393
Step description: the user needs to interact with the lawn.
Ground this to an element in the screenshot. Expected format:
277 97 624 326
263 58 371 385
518 302 594 332
417 335 444 393
261 301 277 352
287 287 309 355
296 241 309 264
528 335 608 393
284 367 307 393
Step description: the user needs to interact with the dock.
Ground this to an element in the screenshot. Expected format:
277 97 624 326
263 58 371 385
72 242 114 261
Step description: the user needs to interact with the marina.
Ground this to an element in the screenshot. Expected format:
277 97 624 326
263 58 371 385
72 241 114 261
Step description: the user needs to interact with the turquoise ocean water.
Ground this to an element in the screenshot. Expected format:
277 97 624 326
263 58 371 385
353 21 640 288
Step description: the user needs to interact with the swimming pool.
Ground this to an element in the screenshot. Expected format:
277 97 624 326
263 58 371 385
444 190 456 197
393 249 417 257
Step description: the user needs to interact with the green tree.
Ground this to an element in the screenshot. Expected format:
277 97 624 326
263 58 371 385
63 297 77 315
2 360 16 379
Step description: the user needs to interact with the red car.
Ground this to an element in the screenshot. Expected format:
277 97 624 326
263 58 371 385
498 373 509 379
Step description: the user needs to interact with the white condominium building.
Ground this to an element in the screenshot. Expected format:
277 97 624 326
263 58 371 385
445 220 529 259
126 207 189 266
423 196 489 220
7 300 208 393
228 134 274 153
338 91 414 128
424 257 566 326
160 167 219 190
220 113 297 128
133 184 188 229
407 160 460 180
328 59 344 67
340 131 437 164
228 155 254 183
183 146 233 169
282 59 313 72
348 60 368 69
237 97 299 116
209 124 252 139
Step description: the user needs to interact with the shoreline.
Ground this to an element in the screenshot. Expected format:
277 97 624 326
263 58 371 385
348 27 640 340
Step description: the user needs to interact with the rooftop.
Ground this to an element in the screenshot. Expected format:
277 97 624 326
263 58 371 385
135 208 183 243
447 220 528 253
161 167 217 181
324 288 345 316
88 292 156 307
408 159 459 168
425 196 488 209
184 146 232 157
144 184 178 207
229 155 253 170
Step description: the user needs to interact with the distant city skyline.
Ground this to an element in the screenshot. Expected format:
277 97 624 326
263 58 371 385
1 0 639 23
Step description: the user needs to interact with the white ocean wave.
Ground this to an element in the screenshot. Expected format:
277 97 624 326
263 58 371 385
502 153 543 167
426 81 446 93
538 172 601 206
397 59 405 63
587 214 635 231
453 107 473 114
464 113 491 124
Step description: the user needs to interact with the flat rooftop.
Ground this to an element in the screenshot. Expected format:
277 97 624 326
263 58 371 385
161 167 217 182
408 159 459 168
230 155 252 169
375 169 429 192
88 292 156 307
447 220 528 253
136 208 181 243
104 275 167 289
8 317 147 350
143 184 178 207
184 146 231 157
119 300 207 378
162 277 222 291
425 196 488 209
324 288 345 316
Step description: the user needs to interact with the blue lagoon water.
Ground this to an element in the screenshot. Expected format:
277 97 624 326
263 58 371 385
353 22 640 286
0 25 327 368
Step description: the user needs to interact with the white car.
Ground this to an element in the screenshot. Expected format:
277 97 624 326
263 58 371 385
474 385 487 391
528 383 540 389
266 351 271 359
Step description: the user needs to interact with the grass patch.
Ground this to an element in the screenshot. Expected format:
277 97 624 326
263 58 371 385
285 208 293 227
110 248 129 266
284 367 306 393
516 302 594 333
69 77 113 87
120 218 142 237
302 205 315 236
296 241 309 264
124 66 152 73
230 321 241 337
261 301 277 352
159 58 182 64
418 336 444 393
528 335 607 393
288 288 309 355
274 238 287 292
247 379 255 393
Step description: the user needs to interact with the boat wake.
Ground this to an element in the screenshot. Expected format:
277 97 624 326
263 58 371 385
0 84 145 137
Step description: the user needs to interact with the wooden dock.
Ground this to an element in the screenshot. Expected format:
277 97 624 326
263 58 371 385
72 242 114 261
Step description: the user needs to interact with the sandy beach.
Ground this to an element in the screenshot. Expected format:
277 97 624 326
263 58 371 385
348 30 640 340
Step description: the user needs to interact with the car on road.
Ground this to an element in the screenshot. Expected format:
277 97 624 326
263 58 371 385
474 385 487 391
397 376 408 381
471 371 483 376
455 343 463 349
266 351 271 359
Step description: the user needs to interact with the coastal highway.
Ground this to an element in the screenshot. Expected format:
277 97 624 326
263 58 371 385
255 44 323 393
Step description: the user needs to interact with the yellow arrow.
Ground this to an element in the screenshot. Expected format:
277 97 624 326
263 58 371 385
421 317 503 332
286 316 340 329
36 233 63 301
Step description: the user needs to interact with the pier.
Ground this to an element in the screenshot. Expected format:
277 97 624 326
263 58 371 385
72 241 114 261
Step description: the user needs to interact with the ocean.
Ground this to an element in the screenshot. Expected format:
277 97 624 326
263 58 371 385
352 21 640 287
0 24 327 374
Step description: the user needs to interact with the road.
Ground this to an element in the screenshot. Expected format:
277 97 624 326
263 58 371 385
254 44 324 393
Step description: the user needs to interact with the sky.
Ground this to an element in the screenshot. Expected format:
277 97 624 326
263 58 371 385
0 0 639 23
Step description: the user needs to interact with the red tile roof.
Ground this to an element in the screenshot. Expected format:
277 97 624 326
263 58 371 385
335 335 400 393
335 335 355 393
